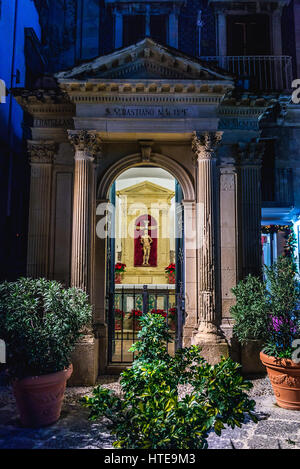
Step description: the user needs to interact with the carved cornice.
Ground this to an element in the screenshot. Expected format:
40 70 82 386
58 83 232 105
68 130 102 159
28 141 57 164
191 131 223 160
12 88 74 112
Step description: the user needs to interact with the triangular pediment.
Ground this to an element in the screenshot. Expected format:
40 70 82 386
56 38 233 82
117 181 175 198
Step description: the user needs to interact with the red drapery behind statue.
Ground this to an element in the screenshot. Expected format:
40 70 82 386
134 214 157 267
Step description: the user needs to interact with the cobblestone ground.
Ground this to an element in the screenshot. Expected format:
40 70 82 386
0 375 300 449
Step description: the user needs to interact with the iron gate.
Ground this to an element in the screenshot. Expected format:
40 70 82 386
107 284 185 364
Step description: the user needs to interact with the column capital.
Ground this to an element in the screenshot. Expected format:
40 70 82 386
237 140 265 166
191 131 223 160
68 130 102 160
27 141 57 164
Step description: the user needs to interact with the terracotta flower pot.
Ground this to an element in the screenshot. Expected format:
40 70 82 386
167 272 176 284
13 364 73 427
115 273 122 284
260 352 300 410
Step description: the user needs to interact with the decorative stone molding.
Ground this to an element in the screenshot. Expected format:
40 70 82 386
97 152 195 201
59 85 229 104
139 140 154 162
28 141 57 164
68 130 102 159
33 118 74 128
56 38 233 84
191 131 223 160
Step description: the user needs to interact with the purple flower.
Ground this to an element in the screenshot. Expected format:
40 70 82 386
270 316 298 335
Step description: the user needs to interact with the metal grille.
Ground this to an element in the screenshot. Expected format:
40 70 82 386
107 284 184 364
200 55 293 91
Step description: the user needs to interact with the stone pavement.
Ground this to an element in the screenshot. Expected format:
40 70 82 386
0 376 299 449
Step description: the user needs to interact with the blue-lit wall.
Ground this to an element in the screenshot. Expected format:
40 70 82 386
0 0 41 280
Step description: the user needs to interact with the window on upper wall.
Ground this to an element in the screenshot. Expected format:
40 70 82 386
123 15 146 47
150 15 167 44
227 14 271 55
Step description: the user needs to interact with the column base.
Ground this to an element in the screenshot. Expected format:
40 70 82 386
191 330 229 364
68 335 99 386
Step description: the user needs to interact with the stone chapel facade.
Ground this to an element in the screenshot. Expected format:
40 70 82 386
10 0 300 384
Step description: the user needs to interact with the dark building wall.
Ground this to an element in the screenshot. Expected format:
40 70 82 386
0 0 44 281
282 0 297 76
179 0 216 57
35 0 217 73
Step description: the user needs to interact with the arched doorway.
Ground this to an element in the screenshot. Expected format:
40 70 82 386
106 166 185 364
95 153 195 369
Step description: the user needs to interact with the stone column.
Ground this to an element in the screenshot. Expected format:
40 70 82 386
218 148 240 361
67 130 102 386
219 148 238 321
191 132 228 363
237 140 264 279
182 200 198 347
94 198 110 373
27 141 56 278
68 130 102 293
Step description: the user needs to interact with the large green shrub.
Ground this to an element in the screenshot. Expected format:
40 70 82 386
0 278 92 379
231 274 270 343
82 314 257 449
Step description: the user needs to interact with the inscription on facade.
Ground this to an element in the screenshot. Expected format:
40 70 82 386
105 107 189 118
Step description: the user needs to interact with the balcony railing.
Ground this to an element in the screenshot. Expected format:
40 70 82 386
200 55 293 92
262 168 294 206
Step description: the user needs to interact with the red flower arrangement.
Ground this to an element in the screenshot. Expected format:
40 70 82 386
165 263 176 274
130 309 143 330
150 309 167 318
130 309 143 318
165 263 176 284
115 263 126 284
168 307 177 317
115 263 126 273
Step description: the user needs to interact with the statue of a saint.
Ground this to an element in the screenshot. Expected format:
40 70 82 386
140 228 153 266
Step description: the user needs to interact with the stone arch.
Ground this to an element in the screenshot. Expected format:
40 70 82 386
97 152 195 201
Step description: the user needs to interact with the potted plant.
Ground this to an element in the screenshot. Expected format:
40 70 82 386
0 278 92 427
260 257 300 410
231 275 270 374
115 263 126 284
165 263 176 284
